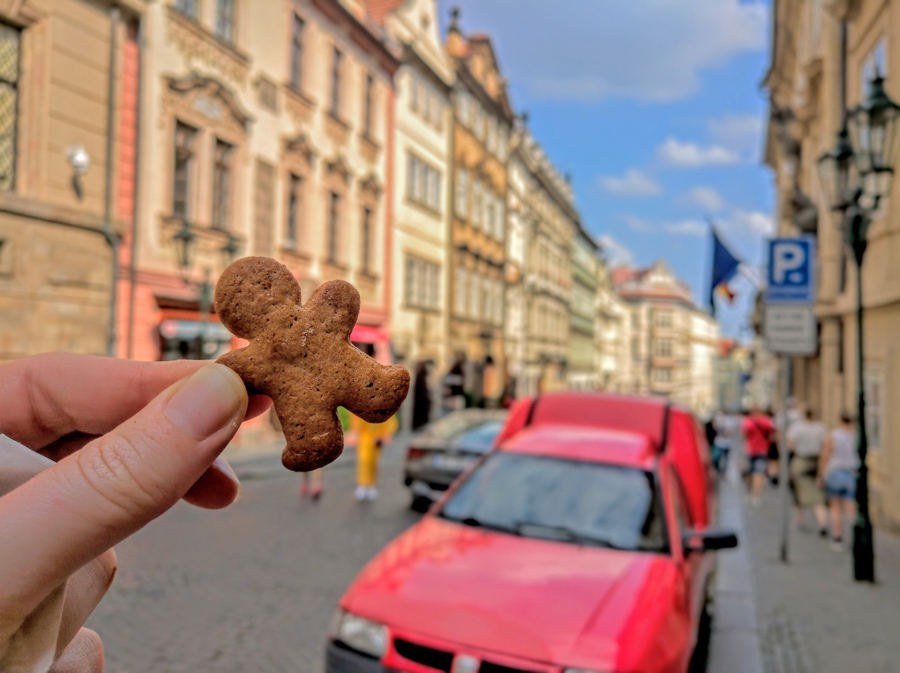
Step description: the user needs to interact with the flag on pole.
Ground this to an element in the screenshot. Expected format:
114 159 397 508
709 225 741 315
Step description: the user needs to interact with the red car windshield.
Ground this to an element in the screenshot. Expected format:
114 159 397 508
440 453 667 553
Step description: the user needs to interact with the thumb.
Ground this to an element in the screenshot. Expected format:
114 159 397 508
0 364 247 617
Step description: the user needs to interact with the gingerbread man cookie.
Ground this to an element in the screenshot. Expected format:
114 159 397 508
214 256 410 471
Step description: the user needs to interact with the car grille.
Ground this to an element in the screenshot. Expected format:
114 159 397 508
394 639 453 671
393 638 541 673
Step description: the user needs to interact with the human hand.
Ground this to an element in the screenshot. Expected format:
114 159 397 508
0 353 270 672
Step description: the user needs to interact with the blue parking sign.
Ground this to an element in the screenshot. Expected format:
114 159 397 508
766 237 816 304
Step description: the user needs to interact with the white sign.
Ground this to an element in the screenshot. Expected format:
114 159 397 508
764 305 817 355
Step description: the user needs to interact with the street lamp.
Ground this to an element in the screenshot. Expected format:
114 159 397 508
170 221 241 359
816 70 900 583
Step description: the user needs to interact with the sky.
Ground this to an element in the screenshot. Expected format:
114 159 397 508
436 0 773 340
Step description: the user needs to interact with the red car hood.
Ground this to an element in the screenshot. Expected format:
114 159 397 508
342 516 675 666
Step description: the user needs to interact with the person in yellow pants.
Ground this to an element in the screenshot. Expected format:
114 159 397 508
353 413 398 501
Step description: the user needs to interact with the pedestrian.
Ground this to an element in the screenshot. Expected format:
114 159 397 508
712 411 737 475
412 360 431 431
353 412 399 501
441 352 466 416
500 373 517 409
742 405 775 506
765 406 780 485
0 354 263 671
786 408 828 535
818 412 859 550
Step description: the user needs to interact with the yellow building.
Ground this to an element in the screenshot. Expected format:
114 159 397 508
764 0 900 530
0 0 144 362
445 11 513 405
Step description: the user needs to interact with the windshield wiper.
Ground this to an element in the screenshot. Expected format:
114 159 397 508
514 521 624 549
440 513 518 535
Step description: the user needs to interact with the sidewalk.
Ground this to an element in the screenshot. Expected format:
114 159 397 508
744 480 900 673
708 470 764 673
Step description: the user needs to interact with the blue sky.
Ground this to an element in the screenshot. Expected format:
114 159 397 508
436 0 773 339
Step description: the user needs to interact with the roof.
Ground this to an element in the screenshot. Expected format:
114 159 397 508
364 0 405 26
499 424 659 469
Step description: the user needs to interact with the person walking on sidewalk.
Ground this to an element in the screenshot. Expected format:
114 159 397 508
742 405 775 506
353 413 399 501
712 410 738 475
787 408 828 535
818 412 859 550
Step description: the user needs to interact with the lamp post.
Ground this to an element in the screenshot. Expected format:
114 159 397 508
817 70 900 583
171 220 241 360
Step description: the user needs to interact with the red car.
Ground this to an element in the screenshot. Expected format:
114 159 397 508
327 393 737 673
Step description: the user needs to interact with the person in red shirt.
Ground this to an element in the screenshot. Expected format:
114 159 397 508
742 405 776 505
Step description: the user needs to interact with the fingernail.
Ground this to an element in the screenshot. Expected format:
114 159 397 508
214 455 242 500
165 365 246 438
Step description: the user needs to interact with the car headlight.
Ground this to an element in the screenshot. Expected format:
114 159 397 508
331 609 388 659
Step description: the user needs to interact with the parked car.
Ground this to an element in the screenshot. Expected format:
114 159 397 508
327 393 736 673
403 409 507 512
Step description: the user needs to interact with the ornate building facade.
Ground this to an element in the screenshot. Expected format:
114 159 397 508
121 0 398 365
764 0 900 529
0 0 143 363
568 223 598 390
613 260 718 415
445 11 513 405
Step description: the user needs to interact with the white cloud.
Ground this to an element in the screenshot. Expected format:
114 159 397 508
729 210 774 236
664 219 708 237
708 113 764 150
622 215 656 232
597 234 633 268
679 186 726 211
598 169 662 196
657 138 741 167
443 0 768 102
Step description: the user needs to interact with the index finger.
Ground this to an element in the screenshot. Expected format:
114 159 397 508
0 354 204 450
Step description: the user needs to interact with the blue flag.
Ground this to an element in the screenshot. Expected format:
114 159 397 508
710 228 741 314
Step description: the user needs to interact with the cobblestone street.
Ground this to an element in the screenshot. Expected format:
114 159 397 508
86 443 419 673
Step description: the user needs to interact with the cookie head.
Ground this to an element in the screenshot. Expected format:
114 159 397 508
215 256 301 340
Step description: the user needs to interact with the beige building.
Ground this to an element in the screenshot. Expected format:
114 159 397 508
764 0 900 529
504 120 529 395
613 260 718 414
596 257 627 392
376 0 453 417
568 222 598 390
513 127 576 396
0 0 144 363
445 12 513 405
123 0 398 363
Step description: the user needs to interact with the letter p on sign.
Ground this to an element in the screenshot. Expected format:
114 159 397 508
766 237 815 304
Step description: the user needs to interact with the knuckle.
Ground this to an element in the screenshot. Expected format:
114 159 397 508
73 429 172 520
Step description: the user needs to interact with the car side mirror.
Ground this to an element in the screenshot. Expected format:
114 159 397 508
682 529 738 554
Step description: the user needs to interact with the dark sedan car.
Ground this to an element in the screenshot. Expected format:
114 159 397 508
403 409 507 511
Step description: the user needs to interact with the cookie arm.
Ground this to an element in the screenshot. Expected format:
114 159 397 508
341 353 411 425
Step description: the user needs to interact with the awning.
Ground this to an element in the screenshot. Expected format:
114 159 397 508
160 319 233 342
350 324 389 344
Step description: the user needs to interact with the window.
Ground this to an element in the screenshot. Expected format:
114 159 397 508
497 125 508 161
473 104 484 140
482 275 492 324
631 312 640 329
485 190 495 236
330 46 343 116
455 266 468 316
455 167 468 217
655 310 673 328
472 180 483 227
494 279 504 324
456 90 471 127
174 0 197 19
211 139 233 230
837 319 844 374
654 368 673 383
655 339 673 357
407 154 442 211
469 270 481 320
363 73 374 138
172 121 197 219
290 15 305 90
631 337 640 360
327 191 340 263
285 173 302 250
0 22 20 192
361 206 373 274
410 71 420 112
405 256 441 310
215 0 235 43
494 197 504 240
861 38 887 99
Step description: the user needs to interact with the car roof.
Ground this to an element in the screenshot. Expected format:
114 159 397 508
498 424 659 469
